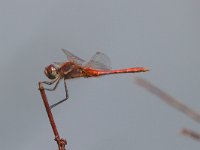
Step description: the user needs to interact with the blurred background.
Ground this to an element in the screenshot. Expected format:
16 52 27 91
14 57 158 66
0 0 200 149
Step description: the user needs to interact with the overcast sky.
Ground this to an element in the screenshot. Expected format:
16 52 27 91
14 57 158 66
0 0 200 150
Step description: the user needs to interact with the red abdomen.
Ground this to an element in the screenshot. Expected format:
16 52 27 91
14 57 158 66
83 67 149 77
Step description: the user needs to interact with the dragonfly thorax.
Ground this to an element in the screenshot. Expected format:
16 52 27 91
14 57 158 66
44 64 59 79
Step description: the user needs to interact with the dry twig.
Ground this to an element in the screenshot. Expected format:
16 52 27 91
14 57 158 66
135 77 200 142
181 128 200 142
38 82 67 150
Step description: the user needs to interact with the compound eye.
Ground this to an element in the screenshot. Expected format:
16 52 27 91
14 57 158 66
44 64 58 79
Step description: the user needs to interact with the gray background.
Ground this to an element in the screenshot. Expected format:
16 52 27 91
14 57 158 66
0 0 200 150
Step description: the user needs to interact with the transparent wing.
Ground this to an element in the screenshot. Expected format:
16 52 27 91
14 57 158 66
61 48 86 65
85 52 112 70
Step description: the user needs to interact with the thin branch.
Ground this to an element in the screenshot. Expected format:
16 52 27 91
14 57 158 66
135 78 200 142
38 82 67 150
181 128 200 142
135 77 200 123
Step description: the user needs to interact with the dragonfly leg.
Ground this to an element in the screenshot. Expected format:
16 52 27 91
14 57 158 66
42 78 58 85
43 77 60 91
50 79 69 109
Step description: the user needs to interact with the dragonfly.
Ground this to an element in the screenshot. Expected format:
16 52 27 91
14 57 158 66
42 49 149 109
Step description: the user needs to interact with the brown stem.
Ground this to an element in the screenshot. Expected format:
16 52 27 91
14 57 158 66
135 78 200 123
135 77 200 143
38 82 67 150
181 128 200 142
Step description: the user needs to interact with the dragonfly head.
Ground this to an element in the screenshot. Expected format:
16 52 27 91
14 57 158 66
44 64 59 80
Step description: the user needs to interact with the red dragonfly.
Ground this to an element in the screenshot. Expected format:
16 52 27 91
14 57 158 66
42 49 149 108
